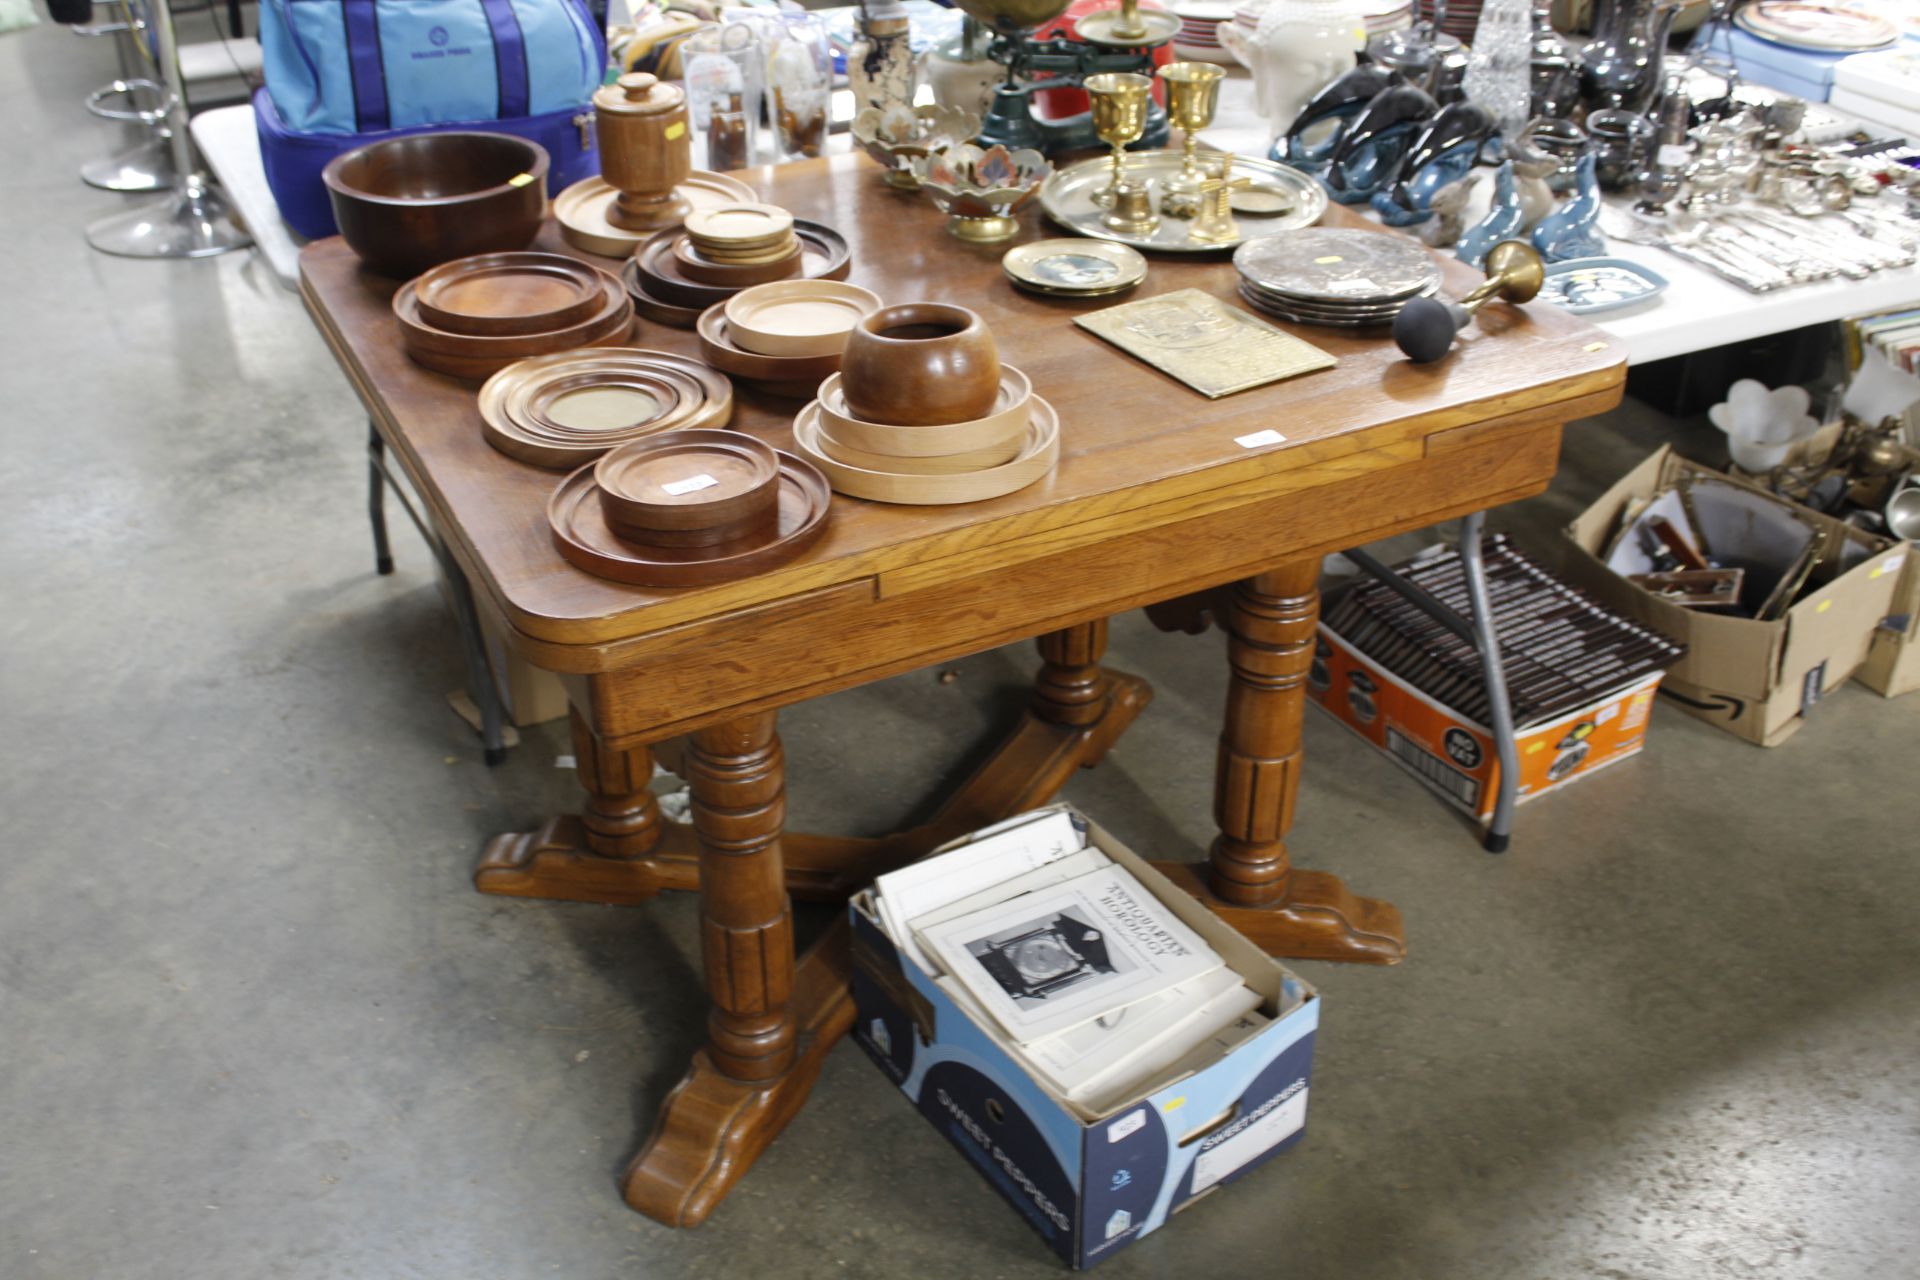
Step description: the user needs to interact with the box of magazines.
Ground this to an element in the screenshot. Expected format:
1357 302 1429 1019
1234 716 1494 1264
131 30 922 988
849 804 1319 1269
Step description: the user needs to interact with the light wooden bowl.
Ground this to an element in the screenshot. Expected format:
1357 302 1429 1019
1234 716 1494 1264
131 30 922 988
722 280 884 358
814 368 1032 456
791 394 1059 504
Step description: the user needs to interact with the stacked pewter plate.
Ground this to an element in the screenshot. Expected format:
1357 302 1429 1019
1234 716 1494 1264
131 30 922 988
1233 228 1441 328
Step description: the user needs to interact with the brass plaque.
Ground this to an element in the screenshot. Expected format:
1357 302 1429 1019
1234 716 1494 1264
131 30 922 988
1073 288 1337 399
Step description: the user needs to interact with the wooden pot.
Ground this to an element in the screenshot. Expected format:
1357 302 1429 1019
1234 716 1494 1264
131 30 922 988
837 303 1001 426
593 73 693 232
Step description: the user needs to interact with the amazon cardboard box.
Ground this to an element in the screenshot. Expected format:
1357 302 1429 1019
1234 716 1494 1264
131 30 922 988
849 809 1319 1270
1557 447 1908 746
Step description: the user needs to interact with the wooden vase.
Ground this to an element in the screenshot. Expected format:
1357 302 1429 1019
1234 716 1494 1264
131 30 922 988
838 303 1001 427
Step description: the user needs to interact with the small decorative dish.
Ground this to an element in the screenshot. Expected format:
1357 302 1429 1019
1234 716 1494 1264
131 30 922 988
1001 238 1148 297
1536 256 1669 314
911 142 1053 244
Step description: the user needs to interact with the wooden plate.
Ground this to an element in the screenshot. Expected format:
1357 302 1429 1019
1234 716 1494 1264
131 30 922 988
672 235 803 287
792 395 1059 505
594 429 782 533
548 451 831 586
814 368 1032 456
723 280 884 358
692 234 800 265
555 172 757 257
523 370 686 439
498 357 716 444
696 303 843 386
814 420 1024 475
620 260 709 329
635 231 749 309
792 221 852 283
413 252 607 336
407 322 633 382
684 203 795 249
395 268 629 357
479 348 734 467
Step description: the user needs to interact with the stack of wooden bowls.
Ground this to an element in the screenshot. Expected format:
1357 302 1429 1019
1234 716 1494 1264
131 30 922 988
546 428 832 586
791 303 1060 505
621 201 852 330
477 347 733 468
394 252 634 380
697 279 882 399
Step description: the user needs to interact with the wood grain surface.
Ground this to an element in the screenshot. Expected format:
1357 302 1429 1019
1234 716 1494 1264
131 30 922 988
303 152 1624 680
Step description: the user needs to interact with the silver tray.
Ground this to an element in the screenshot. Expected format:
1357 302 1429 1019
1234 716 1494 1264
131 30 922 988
1038 150 1327 254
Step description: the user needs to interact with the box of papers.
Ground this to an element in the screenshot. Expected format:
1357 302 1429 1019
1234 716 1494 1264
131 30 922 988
849 805 1319 1269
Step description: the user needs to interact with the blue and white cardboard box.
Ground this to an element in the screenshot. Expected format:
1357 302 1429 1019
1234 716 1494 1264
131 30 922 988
848 809 1320 1269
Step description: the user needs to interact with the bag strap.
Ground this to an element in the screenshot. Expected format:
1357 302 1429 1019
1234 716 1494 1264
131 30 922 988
478 0 530 119
340 0 389 132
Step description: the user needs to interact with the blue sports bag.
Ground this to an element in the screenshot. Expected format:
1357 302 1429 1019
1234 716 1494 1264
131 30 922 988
260 0 604 135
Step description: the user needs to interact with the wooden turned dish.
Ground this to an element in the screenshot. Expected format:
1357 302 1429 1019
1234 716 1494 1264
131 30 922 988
413 253 606 336
815 368 1032 456
722 280 884 358
594 429 781 536
791 395 1060 505
323 131 548 278
838 302 1001 426
696 303 845 386
684 203 796 250
672 236 803 287
478 347 733 467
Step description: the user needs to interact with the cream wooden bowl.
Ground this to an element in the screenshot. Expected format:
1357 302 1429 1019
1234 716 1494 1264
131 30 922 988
813 420 1025 475
792 394 1059 504
814 367 1032 456
723 280 884 358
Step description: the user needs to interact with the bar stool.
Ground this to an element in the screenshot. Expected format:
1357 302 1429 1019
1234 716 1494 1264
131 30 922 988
82 77 176 193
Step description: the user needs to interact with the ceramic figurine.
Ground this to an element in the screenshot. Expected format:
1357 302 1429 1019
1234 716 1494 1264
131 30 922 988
849 0 920 117
1508 124 1559 229
1276 64 1400 171
1371 101 1496 226
1218 0 1365 144
1455 160 1526 268
1322 82 1438 205
1417 171 1481 247
1531 151 1606 262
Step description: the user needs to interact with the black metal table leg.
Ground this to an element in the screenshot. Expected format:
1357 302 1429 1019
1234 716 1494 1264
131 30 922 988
368 419 394 576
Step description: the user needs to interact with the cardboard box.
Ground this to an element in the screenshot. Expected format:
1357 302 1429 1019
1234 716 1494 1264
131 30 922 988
1558 447 1908 745
1306 626 1664 824
434 561 570 728
850 808 1319 1270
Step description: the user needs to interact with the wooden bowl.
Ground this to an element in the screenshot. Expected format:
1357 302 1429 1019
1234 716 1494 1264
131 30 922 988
696 303 844 387
593 429 782 541
394 270 630 357
838 303 1001 426
323 131 548 278
815 368 1032 456
723 280 883 358
792 396 1059 505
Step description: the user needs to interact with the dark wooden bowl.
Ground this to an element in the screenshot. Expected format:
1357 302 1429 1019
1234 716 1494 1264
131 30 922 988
838 303 1001 426
323 132 550 279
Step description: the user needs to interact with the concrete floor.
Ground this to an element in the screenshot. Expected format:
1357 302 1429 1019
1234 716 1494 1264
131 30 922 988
5 22 1920 1280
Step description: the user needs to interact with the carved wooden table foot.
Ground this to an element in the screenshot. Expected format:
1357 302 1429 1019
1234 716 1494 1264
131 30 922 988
1153 560 1409 966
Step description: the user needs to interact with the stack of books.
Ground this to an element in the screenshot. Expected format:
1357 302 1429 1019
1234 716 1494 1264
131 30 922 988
870 808 1277 1116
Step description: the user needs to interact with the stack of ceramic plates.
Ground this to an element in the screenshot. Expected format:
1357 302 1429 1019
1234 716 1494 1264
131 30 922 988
1233 228 1441 327
548 429 831 587
393 253 634 380
1172 0 1235 61
1002 239 1148 298
695 280 883 398
1735 1 1897 51
791 368 1059 504
623 218 851 330
1417 0 1480 43
477 347 734 469
554 170 756 258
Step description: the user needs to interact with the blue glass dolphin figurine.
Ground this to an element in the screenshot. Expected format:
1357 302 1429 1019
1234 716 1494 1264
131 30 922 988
1276 65 1402 173
1322 82 1439 205
1371 101 1497 226
1455 160 1526 269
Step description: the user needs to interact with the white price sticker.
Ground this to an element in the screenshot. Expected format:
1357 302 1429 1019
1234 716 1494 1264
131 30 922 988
660 473 720 496
1109 1110 1148 1143
1234 429 1287 449
1326 277 1382 295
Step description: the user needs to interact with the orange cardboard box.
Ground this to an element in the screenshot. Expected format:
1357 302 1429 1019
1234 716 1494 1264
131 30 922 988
1306 625 1664 824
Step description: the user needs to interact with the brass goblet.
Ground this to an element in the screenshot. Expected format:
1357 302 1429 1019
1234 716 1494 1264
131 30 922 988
1084 71 1153 212
1157 61 1224 216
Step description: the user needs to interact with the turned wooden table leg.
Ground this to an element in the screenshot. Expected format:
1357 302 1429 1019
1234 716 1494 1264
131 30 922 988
1154 561 1406 964
622 710 852 1228
686 714 796 1082
473 707 690 903
1034 618 1109 729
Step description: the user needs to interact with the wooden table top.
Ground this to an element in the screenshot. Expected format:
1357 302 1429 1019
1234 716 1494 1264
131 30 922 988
301 152 1624 666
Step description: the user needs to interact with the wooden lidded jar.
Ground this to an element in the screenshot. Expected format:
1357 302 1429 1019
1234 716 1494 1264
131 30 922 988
594 72 692 232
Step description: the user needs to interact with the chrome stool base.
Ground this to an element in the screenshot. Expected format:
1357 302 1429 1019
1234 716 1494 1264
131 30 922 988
86 176 251 259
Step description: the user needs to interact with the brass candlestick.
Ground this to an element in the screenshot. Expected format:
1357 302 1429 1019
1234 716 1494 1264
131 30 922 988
1157 62 1224 218
1085 71 1153 212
